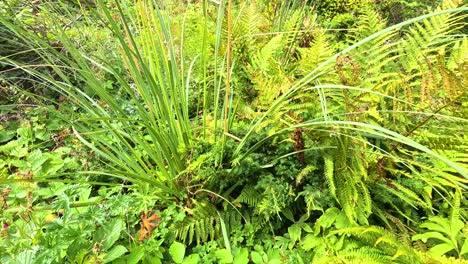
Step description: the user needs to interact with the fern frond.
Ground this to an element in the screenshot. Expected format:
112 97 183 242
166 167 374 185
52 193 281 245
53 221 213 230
235 186 261 207
234 3 264 40
323 154 336 200
250 34 283 73
335 170 359 222
173 201 242 245
450 190 461 226
296 164 317 186
297 29 336 80
384 212 413 245
356 181 372 224
314 248 391 264
331 225 423 263
376 181 425 211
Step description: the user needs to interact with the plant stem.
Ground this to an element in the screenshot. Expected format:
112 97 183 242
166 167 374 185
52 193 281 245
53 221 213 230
223 0 232 134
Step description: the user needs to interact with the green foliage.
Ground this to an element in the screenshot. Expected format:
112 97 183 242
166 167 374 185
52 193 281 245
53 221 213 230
375 0 444 24
413 192 468 259
316 0 372 19
0 0 120 104
0 0 467 263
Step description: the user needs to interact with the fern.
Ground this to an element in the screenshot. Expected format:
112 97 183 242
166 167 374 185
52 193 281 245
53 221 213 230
313 249 392 264
297 29 337 83
312 0 468 125
392 0 466 108
295 164 317 186
233 3 264 42
173 206 242 245
250 34 283 74
254 175 295 220
323 154 336 200
331 226 423 263
234 185 261 207
319 135 374 224
304 209 423 263
243 7 306 110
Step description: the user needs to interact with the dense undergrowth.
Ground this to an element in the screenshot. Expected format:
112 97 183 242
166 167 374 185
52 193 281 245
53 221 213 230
0 0 467 263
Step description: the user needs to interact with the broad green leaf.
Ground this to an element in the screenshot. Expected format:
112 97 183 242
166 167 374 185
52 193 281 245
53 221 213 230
233 248 249 264
4 141 28 157
427 243 455 257
282 208 295 222
112 259 126 264
288 224 302 243
11 159 27 169
460 238 468 257
450 219 464 241
426 217 451 228
250 251 263 264
127 246 145 264
94 218 123 250
72 249 88 264
296 253 304 264
268 260 281 264
301 234 321 251
413 231 452 244
421 217 454 234
182 254 200 264
17 127 32 144
266 248 280 262
0 130 15 143
215 249 233 263
300 223 313 233
15 248 37 264
42 157 65 176
169 241 186 264
102 245 128 263
315 207 340 232
144 255 162 264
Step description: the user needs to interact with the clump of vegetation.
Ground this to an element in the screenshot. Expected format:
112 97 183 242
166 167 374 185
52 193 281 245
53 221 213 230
316 0 372 18
1 0 467 263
